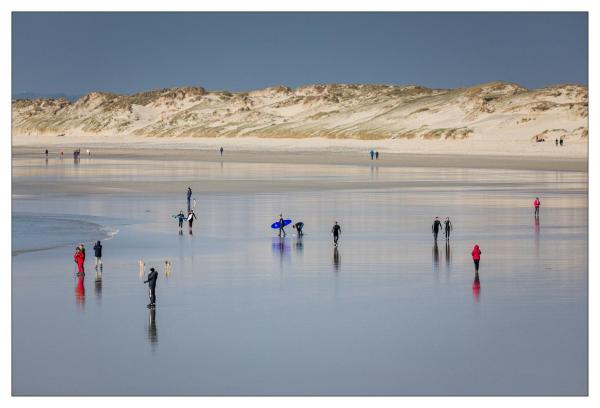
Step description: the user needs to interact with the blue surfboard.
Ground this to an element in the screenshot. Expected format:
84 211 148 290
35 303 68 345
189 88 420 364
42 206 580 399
271 219 292 229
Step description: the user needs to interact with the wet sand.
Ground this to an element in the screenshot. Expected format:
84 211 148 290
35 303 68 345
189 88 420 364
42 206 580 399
11 151 588 395
13 145 588 172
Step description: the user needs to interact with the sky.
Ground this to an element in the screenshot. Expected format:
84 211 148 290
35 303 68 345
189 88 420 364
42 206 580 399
12 12 588 96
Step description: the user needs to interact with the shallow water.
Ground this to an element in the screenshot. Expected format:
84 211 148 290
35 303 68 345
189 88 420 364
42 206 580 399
12 156 587 395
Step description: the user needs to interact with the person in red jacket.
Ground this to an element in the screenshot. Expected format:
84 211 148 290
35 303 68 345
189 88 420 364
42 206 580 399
74 247 85 275
533 197 541 217
471 244 481 272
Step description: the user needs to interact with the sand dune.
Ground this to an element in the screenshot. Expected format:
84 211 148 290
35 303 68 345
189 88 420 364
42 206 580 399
12 81 587 158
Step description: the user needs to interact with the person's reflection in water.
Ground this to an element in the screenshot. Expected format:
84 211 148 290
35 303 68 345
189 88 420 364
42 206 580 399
333 246 341 273
472 271 481 302
147 308 158 348
534 216 540 259
295 236 304 254
432 242 440 272
75 274 85 309
94 270 102 300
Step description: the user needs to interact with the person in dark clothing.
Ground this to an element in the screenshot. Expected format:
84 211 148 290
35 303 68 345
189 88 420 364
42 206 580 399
293 221 304 236
332 221 341 245
45 149 48 156
370 150 375 160
186 187 192 212
432 217 442 241
144 267 158 308
93 240 103 271
278 214 286 237
176 210 185 230
444 217 453 240
220 147 224 156
375 151 379 160
188 210 197 229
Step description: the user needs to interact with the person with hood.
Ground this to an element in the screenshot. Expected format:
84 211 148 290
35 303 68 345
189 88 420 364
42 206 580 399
74 247 85 275
143 267 158 308
187 209 197 229
93 240 103 271
444 217 453 240
332 221 342 246
533 197 541 217
78 243 86 262
176 210 185 230
471 244 482 272
432 217 443 241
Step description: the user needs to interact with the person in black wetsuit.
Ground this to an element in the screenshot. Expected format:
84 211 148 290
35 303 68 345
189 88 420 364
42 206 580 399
444 217 453 240
188 210 197 229
432 217 442 241
144 267 158 308
186 187 192 212
176 210 185 230
293 221 304 236
332 221 341 245
278 214 287 237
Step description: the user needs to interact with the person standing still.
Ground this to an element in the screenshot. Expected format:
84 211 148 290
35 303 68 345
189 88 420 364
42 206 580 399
186 187 192 212
533 197 541 218
144 267 158 308
93 240 103 271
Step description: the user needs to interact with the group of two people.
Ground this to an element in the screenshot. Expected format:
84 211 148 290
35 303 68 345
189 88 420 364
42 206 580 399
431 217 453 241
73 241 103 275
176 209 197 230
369 150 380 160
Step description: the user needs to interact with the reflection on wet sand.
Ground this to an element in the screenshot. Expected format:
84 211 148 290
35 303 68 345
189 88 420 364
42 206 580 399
472 271 481 302
295 236 304 254
75 274 85 309
333 246 340 273
534 216 540 259
148 308 157 348
94 271 102 300
432 242 440 271
445 241 451 269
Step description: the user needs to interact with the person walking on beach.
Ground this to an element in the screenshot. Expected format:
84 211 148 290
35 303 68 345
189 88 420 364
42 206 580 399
332 221 342 246
533 197 541 218
143 267 158 308
432 217 443 241
74 247 85 275
220 147 224 156
444 217 453 240
293 221 304 237
370 150 375 160
45 149 48 157
186 187 192 212
93 240 103 271
176 210 185 230
278 214 287 237
375 151 379 160
187 210 197 229
472 244 482 272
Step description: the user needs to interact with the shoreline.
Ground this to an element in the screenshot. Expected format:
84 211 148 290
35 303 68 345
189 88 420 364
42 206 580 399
12 142 587 172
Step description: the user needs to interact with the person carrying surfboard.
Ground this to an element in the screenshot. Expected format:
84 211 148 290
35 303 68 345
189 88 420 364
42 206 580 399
278 214 287 237
332 221 341 245
188 210 197 229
